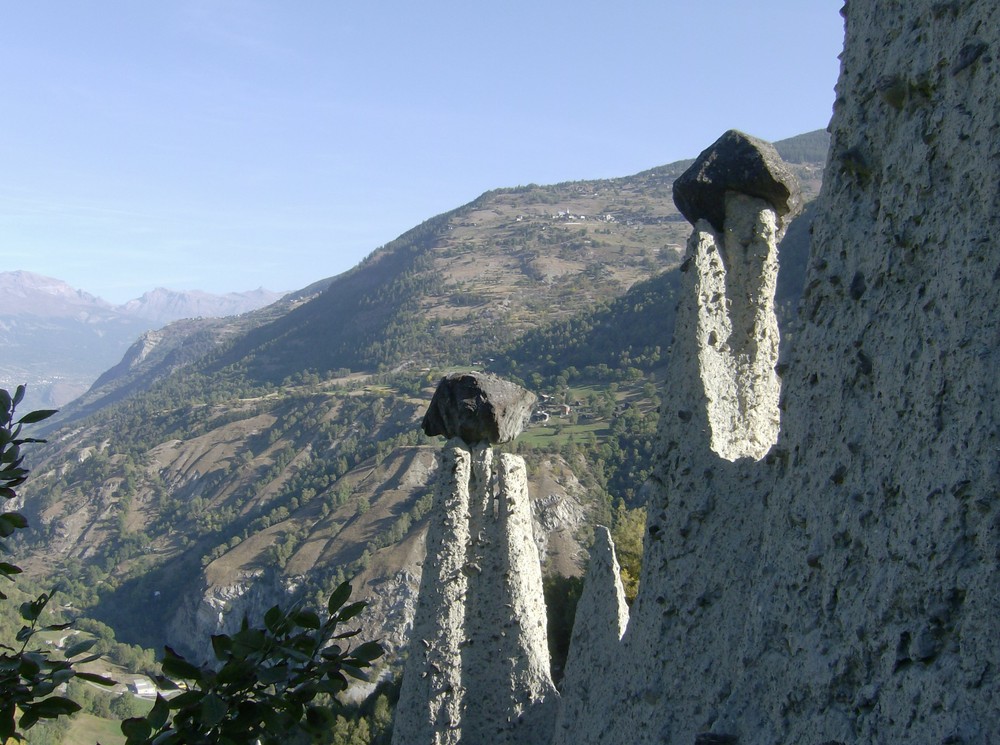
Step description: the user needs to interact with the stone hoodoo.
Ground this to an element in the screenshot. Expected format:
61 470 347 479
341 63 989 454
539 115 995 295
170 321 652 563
394 374 556 745
671 129 800 462
552 527 629 741
395 1 999 741
555 1 1000 743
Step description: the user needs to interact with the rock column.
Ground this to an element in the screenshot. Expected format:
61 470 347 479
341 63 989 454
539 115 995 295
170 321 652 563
393 373 557 745
554 131 802 745
552 526 629 745
671 129 800 461
392 440 472 745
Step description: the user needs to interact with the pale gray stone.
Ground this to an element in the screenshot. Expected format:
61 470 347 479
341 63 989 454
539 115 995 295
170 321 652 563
394 443 557 745
392 440 471 745
554 1 1000 743
552 527 629 745
398 2 1000 741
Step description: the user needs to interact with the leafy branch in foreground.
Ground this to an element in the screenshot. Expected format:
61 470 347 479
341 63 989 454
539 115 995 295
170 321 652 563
0 386 115 742
122 581 384 745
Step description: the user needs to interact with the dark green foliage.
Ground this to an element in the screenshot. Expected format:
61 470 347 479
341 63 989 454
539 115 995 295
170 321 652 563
121 582 383 745
542 574 584 687
0 386 115 741
497 269 679 384
611 501 647 603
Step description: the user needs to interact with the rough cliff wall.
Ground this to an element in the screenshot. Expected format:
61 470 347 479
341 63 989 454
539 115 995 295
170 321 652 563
561 1 999 743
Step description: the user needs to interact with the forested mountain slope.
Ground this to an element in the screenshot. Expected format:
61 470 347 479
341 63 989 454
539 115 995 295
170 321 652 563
14 131 826 671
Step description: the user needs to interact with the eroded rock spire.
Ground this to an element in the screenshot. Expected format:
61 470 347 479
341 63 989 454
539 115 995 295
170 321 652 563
671 129 801 461
393 373 556 745
552 527 629 745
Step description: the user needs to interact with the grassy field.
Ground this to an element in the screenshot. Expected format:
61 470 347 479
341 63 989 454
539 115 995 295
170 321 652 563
62 713 127 745
519 421 608 447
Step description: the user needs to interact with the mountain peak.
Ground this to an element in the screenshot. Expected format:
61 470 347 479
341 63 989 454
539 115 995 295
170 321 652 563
0 270 113 316
120 286 285 325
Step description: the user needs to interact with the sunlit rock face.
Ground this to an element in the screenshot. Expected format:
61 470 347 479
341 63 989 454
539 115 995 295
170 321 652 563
671 130 800 462
395 2 1000 740
395 374 557 745
556 1 1000 744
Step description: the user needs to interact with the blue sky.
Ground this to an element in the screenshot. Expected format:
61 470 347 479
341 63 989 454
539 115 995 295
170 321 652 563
1 2 844 304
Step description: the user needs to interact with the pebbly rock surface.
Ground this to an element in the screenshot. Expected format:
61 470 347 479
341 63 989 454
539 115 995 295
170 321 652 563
396 3 999 742
394 433 557 744
555 1 1000 744
393 440 472 745
461 451 558 745
686 190 785 461
672 129 802 233
422 372 536 445
552 527 629 745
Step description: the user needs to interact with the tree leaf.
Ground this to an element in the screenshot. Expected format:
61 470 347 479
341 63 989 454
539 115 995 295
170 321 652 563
16 409 57 425
76 671 117 686
200 692 228 728
256 662 289 685
0 702 15 741
0 512 29 537
210 633 232 661
18 653 41 677
336 601 366 623
327 582 353 614
63 638 98 658
292 610 321 630
147 693 171 729
263 605 284 634
231 628 266 654
168 690 204 710
27 696 81 719
121 715 153 741
161 648 203 681
350 641 384 663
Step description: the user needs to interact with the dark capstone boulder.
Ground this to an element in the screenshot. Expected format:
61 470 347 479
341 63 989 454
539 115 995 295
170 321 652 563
422 372 536 445
672 129 802 232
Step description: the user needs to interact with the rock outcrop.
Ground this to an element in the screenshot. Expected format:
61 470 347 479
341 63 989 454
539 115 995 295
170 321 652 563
558 1 1000 743
397 1 1000 742
394 0 1000 745
671 129 798 461
394 376 557 745
552 527 629 742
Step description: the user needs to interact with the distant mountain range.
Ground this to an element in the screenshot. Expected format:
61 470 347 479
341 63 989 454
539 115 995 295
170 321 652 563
0 270 285 408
